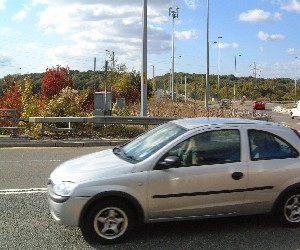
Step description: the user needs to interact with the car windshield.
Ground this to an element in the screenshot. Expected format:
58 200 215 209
120 122 187 162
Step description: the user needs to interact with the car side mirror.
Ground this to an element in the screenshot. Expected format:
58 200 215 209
156 156 181 170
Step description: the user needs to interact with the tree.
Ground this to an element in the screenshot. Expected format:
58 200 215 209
114 71 141 104
0 76 22 110
41 65 73 100
44 87 89 117
21 76 40 133
0 76 22 130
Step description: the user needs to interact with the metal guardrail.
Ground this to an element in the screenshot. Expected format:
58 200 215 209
28 116 177 132
27 116 178 134
0 109 25 136
28 115 269 133
28 116 177 124
89 116 177 125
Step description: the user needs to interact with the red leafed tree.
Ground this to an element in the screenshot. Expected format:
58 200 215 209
1 85 22 109
41 65 74 99
0 76 22 109
0 76 22 127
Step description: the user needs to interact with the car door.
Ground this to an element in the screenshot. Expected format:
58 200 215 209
147 129 248 220
244 129 300 213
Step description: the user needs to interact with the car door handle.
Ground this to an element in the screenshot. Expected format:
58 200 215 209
232 172 244 180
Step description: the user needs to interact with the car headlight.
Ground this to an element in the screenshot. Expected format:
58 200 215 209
52 182 77 197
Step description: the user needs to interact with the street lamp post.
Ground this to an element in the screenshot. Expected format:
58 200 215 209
295 79 297 102
169 6 179 101
151 65 155 91
105 49 115 91
93 58 96 94
141 0 147 116
214 36 222 101
185 76 187 102
295 57 299 102
169 68 171 94
234 54 241 101
205 0 210 108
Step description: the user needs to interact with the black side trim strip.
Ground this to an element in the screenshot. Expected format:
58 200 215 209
152 186 274 199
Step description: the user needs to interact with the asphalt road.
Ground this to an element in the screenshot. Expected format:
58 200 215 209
236 101 300 131
2 109 300 249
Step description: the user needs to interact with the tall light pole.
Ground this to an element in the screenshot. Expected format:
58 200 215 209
184 75 187 102
217 36 222 101
141 0 147 116
205 0 210 108
93 58 96 94
105 49 115 92
151 65 155 91
105 50 115 66
169 6 179 101
213 36 222 101
295 57 299 102
234 54 241 101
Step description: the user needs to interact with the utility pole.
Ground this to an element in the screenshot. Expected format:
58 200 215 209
93 58 96 93
295 57 298 102
185 76 187 102
105 50 115 92
67 65 70 88
112 51 114 92
169 6 179 101
105 59 108 114
141 0 147 116
213 36 222 101
151 65 155 91
205 0 210 108
169 68 171 94
252 62 258 78
234 54 241 101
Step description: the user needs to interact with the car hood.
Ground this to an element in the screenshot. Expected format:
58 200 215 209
50 149 134 183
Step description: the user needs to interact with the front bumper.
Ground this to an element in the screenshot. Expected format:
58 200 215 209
48 194 90 227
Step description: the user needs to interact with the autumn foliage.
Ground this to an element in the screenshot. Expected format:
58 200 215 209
114 71 141 104
0 76 22 129
0 76 22 110
41 65 74 100
0 64 152 136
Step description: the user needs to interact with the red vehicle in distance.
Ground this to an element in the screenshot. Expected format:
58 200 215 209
253 100 265 110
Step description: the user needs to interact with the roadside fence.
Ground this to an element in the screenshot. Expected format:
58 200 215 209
0 108 269 137
0 109 25 136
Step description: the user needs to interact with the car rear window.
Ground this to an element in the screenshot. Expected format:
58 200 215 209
248 129 299 161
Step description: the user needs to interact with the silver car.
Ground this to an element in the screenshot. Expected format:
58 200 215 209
48 117 300 244
291 101 300 119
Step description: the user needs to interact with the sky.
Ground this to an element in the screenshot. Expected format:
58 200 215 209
0 0 300 79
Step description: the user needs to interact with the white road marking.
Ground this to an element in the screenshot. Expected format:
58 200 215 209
0 160 61 163
0 188 48 195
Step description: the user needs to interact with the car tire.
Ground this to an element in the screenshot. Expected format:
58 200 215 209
81 199 135 244
276 189 300 227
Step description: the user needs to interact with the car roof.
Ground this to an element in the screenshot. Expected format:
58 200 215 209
170 117 282 130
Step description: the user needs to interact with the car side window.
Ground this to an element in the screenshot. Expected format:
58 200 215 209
161 129 241 168
248 129 299 161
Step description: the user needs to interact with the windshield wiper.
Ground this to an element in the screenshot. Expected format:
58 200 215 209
123 154 140 162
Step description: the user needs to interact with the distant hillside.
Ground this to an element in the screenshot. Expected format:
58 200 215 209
0 70 296 101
